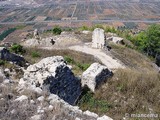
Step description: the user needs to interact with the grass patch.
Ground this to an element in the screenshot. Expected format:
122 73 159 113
64 55 91 72
31 51 41 58
78 91 112 114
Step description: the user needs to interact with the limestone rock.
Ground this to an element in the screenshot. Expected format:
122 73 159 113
83 110 98 118
20 56 81 105
92 28 106 49
37 96 44 102
15 95 28 102
81 63 112 92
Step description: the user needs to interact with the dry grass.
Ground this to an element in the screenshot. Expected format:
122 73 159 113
24 47 96 64
93 69 160 119
109 43 157 72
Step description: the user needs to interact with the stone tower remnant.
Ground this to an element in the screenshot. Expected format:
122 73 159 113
92 28 106 49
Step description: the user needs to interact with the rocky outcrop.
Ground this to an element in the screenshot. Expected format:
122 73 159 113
81 63 112 92
92 28 106 49
0 47 26 66
19 56 81 105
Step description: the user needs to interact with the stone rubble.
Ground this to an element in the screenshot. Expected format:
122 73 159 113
19 56 81 105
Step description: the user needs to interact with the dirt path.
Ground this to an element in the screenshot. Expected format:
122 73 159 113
69 44 125 69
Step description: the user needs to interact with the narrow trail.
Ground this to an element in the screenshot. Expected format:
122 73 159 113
69 45 125 69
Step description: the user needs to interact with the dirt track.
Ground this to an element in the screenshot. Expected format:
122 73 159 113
69 44 125 69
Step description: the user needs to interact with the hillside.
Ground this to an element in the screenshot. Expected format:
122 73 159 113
0 25 159 120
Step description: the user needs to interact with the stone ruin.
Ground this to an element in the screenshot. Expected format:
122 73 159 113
81 63 112 92
18 56 113 105
33 29 39 39
92 28 106 49
19 56 81 105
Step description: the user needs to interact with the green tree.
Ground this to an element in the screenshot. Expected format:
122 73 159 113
136 24 160 58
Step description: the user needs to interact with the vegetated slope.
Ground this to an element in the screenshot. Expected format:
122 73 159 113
78 43 160 120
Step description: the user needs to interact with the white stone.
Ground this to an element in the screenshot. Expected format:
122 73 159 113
75 118 81 120
4 68 10 72
37 106 44 114
15 95 28 102
81 63 112 92
3 79 11 84
112 37 123 44
11 109 16 114
37 96 44 102
83 110 98 118
30 100 35 104
48 105 54 111
82 30 91 34
30 115 42 120
92 28 105 49
97 115 113 120
33 87 43 95
27 65 38 72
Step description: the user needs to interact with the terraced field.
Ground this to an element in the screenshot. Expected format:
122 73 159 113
0 0 160 22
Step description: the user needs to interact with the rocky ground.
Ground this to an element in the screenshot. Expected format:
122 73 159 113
0 55 113 120
0 29 159 120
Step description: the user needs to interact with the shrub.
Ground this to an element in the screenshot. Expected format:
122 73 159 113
10 44 26 55
52 26 62 35
31 51 41 58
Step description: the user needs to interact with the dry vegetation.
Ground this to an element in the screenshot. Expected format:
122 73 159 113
78 43 160 119
78 69 160 119
96 69 160 119
109 43 157 72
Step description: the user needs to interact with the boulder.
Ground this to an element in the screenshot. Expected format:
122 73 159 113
20 56 81 105
81 63 112 92
0 47 26 67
